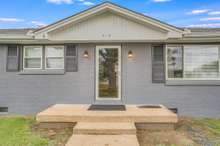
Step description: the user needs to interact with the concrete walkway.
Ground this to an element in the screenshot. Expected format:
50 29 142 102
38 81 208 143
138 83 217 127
65 122 140 146
65 134 140 146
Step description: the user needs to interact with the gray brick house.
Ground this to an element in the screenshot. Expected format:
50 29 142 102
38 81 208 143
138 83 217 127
0 2 220 117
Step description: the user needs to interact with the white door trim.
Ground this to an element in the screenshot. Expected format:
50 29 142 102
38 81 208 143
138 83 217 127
95 45 122 101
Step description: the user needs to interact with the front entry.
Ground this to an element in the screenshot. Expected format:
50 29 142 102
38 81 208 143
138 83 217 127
95 45 121 102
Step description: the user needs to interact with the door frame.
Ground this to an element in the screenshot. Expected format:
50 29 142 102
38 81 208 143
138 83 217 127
95 45 122 101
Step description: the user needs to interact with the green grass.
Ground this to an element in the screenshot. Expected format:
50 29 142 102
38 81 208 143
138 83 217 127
0 117 52 146
199 118 220 135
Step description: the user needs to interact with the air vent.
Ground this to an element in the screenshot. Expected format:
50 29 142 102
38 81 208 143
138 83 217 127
0 107 8 113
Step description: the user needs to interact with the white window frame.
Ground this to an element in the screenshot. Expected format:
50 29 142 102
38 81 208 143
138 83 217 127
166 44 220 81
45 45 65 70
23 46 43 70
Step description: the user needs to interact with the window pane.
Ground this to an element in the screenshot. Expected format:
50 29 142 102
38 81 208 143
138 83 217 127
184 45 219 78
167 46 183 78
24 46 42 57
45 46 64 57
24 58 41 68
46 58 64 69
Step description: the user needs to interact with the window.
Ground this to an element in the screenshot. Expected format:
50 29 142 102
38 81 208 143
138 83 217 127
23 46 42 69
45 46 64 69
23 45 64 70
166 45 220 80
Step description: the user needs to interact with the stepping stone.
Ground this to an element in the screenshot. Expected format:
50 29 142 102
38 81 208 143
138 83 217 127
73 122 136 135
65 134 140 146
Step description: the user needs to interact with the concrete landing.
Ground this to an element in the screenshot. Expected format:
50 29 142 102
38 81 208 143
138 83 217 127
37 104 178 124
73 122 136 135
65 134 140 146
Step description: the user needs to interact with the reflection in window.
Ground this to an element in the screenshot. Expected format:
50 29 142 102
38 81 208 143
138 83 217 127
184 45 219 78
98 48 118 98
167 46 183 78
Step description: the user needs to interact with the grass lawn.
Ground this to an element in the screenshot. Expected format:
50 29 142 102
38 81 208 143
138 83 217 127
0 117 51 146
0 117 219 146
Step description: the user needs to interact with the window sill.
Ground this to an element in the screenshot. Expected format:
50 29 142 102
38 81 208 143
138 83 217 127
166 80 220 86
19 69 65 75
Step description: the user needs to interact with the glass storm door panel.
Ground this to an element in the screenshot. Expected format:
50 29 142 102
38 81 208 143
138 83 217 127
96 46 121 100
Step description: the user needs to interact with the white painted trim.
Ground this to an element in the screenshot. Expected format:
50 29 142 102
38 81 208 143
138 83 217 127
44 45 65 70
23 46 43 70
165 44 220 81
95 45 122 101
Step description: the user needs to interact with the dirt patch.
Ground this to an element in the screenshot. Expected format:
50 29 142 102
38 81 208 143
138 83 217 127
31 122 73 146
29 118 220 146
137 117 220 146
137 129 198 146
177 118 220 146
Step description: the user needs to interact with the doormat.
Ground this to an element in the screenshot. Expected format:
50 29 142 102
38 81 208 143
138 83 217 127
88 105 126 111
137 105 162 109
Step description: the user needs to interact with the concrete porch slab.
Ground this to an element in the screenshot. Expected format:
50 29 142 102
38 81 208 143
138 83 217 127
36 104 178 124
65 134 140 146
73 122 136 135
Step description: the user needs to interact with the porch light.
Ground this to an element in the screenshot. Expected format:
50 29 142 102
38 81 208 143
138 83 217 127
128 50 133 58
83 50 89 58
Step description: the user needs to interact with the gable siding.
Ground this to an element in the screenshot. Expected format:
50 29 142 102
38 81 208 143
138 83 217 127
0 44 220 117
48 12 167 41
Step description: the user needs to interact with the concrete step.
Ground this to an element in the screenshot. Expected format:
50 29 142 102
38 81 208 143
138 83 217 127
73 122 137 135
65 134 140 146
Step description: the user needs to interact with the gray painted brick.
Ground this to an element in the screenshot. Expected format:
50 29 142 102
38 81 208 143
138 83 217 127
0 44 220 117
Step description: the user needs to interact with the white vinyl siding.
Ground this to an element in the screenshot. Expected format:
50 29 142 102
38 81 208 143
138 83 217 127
45 46 64 69
23 46 43 69
166 45 220 80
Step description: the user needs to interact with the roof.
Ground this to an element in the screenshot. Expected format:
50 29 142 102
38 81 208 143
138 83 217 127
185 28 220 37
0 28 35 35
0 28 35 39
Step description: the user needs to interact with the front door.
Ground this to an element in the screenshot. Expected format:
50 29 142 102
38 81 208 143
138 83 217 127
96 45 121 101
